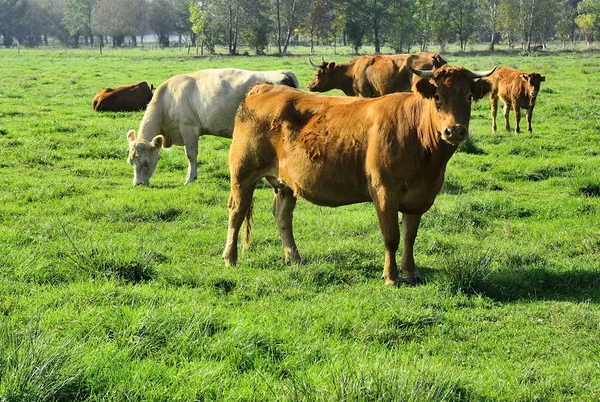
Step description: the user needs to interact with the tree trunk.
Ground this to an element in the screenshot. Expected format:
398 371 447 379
276 0 282 54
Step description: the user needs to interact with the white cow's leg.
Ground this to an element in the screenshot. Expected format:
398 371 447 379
374 199 401 286
272 186 302 265
181 126 200 185
401 213 423 285
222 181 255 266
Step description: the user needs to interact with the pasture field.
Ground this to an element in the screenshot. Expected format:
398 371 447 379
0 47 599 401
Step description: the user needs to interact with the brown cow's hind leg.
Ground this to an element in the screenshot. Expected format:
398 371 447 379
503 102 511 132
223 179 256 266
272 185 302 265
490 94 498 132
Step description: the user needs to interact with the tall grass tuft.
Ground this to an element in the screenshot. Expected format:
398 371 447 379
0 322 87 401
438 250 495 295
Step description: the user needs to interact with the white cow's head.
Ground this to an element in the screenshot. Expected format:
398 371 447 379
127 130 163 186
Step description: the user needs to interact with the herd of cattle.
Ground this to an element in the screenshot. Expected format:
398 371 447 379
93 52 546 286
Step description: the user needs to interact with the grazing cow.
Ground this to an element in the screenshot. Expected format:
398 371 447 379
307 52 447 97
92 82 154 112
223 65 495 286
126 68 299 186
487 66 546 133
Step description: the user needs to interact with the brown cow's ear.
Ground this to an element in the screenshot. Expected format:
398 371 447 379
540 76 546 82
415 79 436 99
127 130 137 143
327 62 336 70
151 135 164 149
521 74 529 81
472 79 492 101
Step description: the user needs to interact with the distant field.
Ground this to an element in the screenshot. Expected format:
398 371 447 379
0 47 599 401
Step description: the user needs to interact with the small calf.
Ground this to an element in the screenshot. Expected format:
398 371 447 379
487 67 546 133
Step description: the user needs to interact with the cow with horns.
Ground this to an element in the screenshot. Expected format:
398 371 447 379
307 52 447 97
223 65 495 286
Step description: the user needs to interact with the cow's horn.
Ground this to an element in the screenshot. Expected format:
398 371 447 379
409 67 434 78
468 66 497 78
309 58 320 69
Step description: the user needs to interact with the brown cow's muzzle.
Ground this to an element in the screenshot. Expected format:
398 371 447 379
442 125 469 146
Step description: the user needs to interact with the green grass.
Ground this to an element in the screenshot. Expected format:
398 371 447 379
1 47 599 401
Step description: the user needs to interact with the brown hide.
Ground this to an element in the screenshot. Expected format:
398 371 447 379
307 52 447 97
224 66 493 287
92 82 154 112
486 66 545 132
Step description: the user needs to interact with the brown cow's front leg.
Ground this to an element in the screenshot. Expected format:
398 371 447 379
374 202 401 286
503 102 511 132
401 213 423 285
526 106 534 132
272 186 302 265
513 104 522 133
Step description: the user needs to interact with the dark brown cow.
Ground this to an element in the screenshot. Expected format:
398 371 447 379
92 82 154 112
487 66 546 133
307 52 447 97
222 65 495 286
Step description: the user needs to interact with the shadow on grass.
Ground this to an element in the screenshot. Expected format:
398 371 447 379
428 253 600 303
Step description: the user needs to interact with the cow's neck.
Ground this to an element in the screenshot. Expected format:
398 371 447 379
336 63 356 96
137 101 163 143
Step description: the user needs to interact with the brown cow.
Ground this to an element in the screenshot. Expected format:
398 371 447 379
92 82 154 112
487 66 546 133
222 65 495 286
307 52 447 97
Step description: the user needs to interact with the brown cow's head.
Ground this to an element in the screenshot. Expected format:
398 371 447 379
521 73 545 98
412 65 495 146
307 59 338 93
127 130 163 186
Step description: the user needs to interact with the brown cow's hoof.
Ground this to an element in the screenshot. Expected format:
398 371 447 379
381 275 401 287
403 274 423 286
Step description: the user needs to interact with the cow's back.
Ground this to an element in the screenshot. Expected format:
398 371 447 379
489 67 525 102
233 83 422 206
358 53 445 96
151 69 299 139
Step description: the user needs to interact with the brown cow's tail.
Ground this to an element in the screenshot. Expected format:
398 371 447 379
242 200 253 252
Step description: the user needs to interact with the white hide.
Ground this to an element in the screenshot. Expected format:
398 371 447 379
127 68 299 186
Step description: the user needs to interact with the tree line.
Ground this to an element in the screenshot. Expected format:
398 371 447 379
1 0 599 52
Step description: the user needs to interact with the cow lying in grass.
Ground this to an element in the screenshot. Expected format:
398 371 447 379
126 68 298 186
93 82 154 112
487 66 546 133
223 65 495 286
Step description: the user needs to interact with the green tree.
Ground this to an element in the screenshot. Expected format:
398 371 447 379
62 0 95 47
92 0 148 47
148 0 176 47
240 0 270 54
190 1 216 53
339 0 367 53
575 13 596 42
578 0 600 39
382 0 419 52
0 0 27 47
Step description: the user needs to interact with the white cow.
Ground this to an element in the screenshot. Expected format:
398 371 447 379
127 68 299 186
